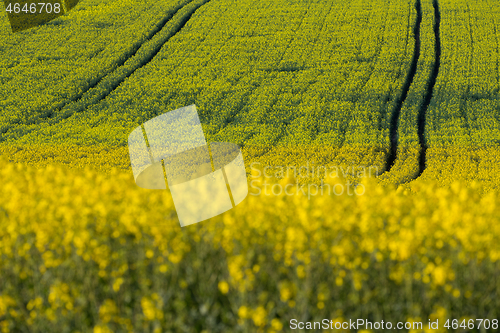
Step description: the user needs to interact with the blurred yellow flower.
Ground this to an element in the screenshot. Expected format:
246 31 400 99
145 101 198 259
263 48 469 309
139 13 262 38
218 281 229 294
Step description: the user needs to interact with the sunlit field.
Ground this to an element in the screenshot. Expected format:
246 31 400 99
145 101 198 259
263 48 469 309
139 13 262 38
1 0 500 331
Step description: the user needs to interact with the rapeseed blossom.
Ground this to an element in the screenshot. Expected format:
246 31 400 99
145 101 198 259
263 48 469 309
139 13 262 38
0 158 499 331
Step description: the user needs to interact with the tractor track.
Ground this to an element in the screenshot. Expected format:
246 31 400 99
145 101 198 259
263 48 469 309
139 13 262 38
415 0 441 178
386 0 422 172
385 0 441 180
59 0 212 117
0 0 212 139
69 0 194 106
3 0 443 179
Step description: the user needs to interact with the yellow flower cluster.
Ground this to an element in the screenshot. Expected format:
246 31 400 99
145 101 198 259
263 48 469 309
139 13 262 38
0 157 499 332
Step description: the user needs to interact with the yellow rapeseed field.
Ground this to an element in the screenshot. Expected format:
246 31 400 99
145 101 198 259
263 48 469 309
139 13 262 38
1 156 499 332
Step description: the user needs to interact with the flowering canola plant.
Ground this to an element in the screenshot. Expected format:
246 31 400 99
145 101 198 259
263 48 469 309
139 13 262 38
0 158 499 332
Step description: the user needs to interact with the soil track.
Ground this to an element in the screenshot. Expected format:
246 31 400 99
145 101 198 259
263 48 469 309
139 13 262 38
386 0 422 172
416 0 441 178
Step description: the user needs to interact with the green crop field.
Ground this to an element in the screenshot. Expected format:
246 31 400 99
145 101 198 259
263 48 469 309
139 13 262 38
1 0 500 332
